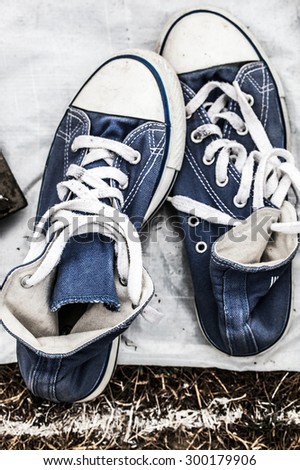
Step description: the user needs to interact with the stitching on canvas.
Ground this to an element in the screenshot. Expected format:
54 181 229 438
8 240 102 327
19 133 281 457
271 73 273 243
185 147 236 217
123 132 165 210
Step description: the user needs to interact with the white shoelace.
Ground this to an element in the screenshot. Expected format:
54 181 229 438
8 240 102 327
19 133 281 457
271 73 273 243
170 80 300 234
23 135 143 307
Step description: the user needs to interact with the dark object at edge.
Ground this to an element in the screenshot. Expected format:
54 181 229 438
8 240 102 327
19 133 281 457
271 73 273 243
0 151 27 219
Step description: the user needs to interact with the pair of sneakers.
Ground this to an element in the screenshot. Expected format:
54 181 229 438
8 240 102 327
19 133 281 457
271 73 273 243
1 8 299 403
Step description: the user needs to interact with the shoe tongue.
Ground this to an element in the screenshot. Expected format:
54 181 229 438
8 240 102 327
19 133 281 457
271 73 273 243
179 63 241 96
51 233 119 312
50 109 144 312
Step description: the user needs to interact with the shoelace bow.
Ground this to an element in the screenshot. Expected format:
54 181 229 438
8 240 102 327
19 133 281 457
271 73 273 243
170 80 300 234
23 136 143 307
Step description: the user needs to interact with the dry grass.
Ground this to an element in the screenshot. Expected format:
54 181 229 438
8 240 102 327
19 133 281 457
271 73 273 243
1 364 300 450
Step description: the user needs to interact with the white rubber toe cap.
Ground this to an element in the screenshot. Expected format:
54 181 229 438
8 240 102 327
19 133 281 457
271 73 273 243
72 55 165 121
160 9 260 74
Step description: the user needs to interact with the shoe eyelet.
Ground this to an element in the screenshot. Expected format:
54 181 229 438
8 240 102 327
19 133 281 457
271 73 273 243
216 176 229 187
233 195 247 208
132 152 141 165
195 241 207 254
188 216 200 227
20 274 32 289
203 155 215 166
191 129 203 143
237 125 248 136
248 95 254 106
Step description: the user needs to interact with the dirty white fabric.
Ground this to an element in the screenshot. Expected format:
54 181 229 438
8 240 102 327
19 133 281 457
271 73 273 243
1 0 300 370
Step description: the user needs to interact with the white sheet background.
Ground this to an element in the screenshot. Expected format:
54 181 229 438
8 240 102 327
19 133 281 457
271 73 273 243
1 0 300 369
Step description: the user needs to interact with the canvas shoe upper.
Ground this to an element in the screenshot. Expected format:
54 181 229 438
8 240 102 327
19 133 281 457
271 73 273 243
159 8 300 356
1 49 185 402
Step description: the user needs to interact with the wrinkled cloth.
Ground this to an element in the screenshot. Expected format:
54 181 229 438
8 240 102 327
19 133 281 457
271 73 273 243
1 0 300 370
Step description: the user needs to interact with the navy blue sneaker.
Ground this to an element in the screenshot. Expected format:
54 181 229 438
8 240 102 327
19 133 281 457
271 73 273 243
159 8 300 356
1 49 185 402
